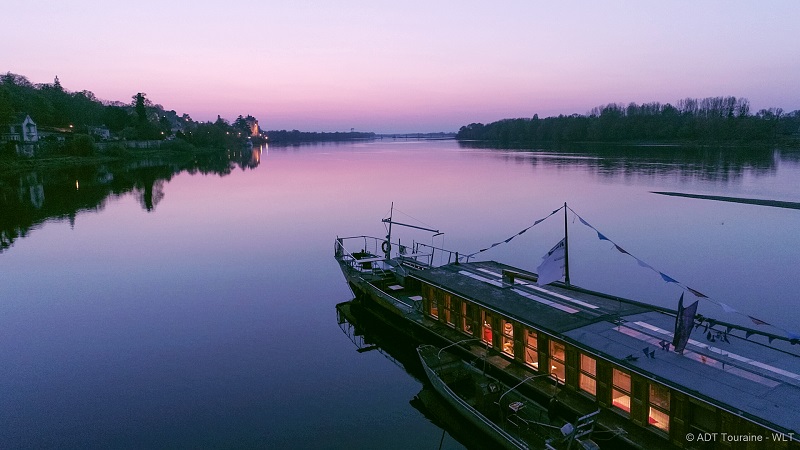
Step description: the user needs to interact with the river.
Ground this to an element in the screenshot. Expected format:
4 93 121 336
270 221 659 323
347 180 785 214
1 140 799 448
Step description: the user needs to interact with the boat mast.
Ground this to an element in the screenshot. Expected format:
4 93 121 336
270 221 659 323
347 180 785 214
385 202 394 259
564 202 571 286
381 202 440 259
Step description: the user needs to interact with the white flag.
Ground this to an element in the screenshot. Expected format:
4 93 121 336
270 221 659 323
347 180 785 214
537 238 566 286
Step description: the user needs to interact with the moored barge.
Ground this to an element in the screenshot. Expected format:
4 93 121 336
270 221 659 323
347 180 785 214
335 205 800 449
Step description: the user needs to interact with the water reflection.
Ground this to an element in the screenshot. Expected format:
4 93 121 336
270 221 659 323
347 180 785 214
337 300 481 450
0 146 264 252
458 141 787 182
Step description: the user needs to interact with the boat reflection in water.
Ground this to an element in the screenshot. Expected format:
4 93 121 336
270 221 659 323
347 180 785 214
337 300 604 450
337 300 499 450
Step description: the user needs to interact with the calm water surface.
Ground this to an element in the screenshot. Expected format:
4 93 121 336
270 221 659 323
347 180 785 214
1 140 799 448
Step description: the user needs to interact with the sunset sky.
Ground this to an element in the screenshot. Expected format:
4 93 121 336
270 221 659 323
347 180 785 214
3 1 799 133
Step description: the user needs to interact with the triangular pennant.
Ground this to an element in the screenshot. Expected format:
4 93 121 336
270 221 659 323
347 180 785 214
614 244 628 254
636 259 654 270
504 237 514 243
660 272 678 283
749 316 770 326
686 287 708 298
578 216 591 228
719 303 737 314
597 231 609 241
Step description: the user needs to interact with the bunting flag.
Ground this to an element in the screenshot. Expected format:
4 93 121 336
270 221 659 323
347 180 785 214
749 316 770 326
567 207 792 337
672 293 698 353
466 204 799 344
686 287 709 298
465 206 563 257
660 272 678 283
536 238 566 286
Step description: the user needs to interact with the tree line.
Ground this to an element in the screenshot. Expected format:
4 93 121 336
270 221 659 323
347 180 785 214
0 72 261 155
266 129 376 143
456 97 800 144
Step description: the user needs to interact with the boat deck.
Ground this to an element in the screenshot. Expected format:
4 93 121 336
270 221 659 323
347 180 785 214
410 261 800 436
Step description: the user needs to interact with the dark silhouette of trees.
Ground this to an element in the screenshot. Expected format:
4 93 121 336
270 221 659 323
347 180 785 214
265 129 376 143
457 97 800 145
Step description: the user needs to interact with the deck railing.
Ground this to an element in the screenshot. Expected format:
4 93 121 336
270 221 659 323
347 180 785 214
335 235 460 270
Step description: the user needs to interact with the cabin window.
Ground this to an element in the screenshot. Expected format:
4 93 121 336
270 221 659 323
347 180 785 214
501 320 514 357
443 294 454 326
461 302 474 335
429 292 438 318
549 341 566 383
579 354 597 397
524 329 539 370
648 384 671 433
612 369 632 414
481 310 494 346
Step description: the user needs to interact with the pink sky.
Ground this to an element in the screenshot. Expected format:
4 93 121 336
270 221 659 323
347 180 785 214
3 1 799 133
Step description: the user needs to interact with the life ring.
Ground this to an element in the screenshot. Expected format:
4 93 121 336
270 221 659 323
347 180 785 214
381 240 391 254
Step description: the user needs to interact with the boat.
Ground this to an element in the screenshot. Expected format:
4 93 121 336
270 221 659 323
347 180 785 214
335 204 800 449
417 343 600 450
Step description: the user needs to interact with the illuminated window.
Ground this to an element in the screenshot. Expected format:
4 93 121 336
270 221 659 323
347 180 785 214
482 310 494 346
443 294 454 326
501 320 514 357
525 329 539 370
649 384 671 433
429 292 438 318
612 369 631 414
579 354 597 397
549 341 565 383
461 302 474 335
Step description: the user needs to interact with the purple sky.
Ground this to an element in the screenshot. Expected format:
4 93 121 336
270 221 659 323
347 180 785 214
3 1 799 133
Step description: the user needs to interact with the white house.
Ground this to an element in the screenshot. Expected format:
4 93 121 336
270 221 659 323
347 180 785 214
1 114 39 156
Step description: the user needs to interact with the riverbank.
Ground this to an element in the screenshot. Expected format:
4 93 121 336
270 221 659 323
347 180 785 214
0 141 234 176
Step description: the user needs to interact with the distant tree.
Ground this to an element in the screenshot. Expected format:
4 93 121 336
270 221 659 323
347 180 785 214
66 134 95 156
104 105 131 132
132 93 149 124
232 115 249 135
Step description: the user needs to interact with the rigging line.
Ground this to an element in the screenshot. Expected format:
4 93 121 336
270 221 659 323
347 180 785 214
392 207 434 229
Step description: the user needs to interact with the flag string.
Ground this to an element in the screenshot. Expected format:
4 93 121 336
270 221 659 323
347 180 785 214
566 206 798 341
464 205 564 258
